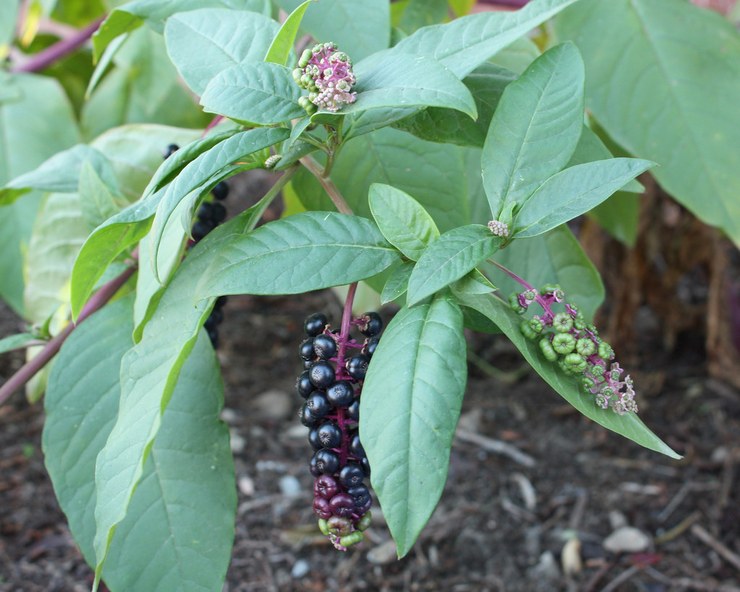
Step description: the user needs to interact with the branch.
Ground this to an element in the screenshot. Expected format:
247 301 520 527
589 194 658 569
0 263 136 406
477 0 530 7
299 155 353 215
11 16 105 74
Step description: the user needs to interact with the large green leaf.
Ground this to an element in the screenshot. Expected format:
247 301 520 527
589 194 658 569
265 0 312 65
201 212 400 296
164 8 279 95
514 158 653 238
555 0 740 245
342 51 477 118
0 2 18 51
568 126 642 194
406 224 502 306
0 74 80 315
368 183 440 261
393 0 580 78
200 63 304 125
276 0 390 62
78 161 125 230
481 225 604 321
43 296 235 591
0 333 36 354
361 296 467 557
481 43 584 219
456 292 679 459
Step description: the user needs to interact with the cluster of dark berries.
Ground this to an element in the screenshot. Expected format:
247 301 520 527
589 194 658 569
164 144 230 349
511 284 637 415
296 311 383 549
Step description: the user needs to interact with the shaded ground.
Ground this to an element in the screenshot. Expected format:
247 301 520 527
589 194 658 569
1 287 738 592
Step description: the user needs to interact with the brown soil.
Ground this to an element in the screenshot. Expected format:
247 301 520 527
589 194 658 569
1 285 739 592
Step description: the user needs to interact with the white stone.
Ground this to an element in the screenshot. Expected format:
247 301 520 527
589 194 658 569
603 526 651 553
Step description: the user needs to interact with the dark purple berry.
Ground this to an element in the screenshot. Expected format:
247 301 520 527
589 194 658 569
313 334 337 360
326 380 354 408
309 361 335 388
339 464 365 488
348 484 371 509
346 354 370 380
300 405 321 428
363 336 380 357
311 449 340 476
313 422 342 449
192 219 215 241
314 475 339 499
329 493 355 518
304 313 328 337
209 202 227 223
305 392 331 418
359 312 383 337
361 456 371 477
211 181 229 200
299 338 315 361
346 400 360 421
164 144 179 159
296 371 313 398
313 496 332 519
197 202 215 221
349 434 365 458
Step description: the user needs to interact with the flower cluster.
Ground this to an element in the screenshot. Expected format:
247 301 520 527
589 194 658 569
511 284 638 415
487 219 510 238
293 42 357 113
296 311 381 549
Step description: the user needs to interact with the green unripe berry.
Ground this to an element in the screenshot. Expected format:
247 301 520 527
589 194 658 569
539 337 558 362
318 518 330 535
520 320 538 341
540 283 561 295
576 338 596 357
553 312 574 333
357 512 372 531
581 376 595 390
564 352 587 372
552 333 576 354
528 317 544 334
591 363 605 377
292 68 303 83
598 342 614 361
299 48 313 68
339 531 364 547
327 516 352 536
509 293 526 314
574 317 587 330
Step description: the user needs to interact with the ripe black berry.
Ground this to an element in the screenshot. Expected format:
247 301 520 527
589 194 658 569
312 422 342 449
192 219 215 241
346 354 370 380
197 202 215 221
363 336 380 357
346 400 360 421
299 338 315 361
296 371 313 398
348 484 371 509
349 434 365 458
339 464 365 488
309 361 335 388
164 144 179 159
359 312 383 337
361 456 371 477
300 405 322 428
209 202 227 223
311 449 340 476
211 181 229 200
304 313 328 337
313 334 337 360
305 392 331 419
326 380 354 408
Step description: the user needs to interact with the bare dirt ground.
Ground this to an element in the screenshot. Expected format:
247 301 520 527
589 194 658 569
1 285 738 592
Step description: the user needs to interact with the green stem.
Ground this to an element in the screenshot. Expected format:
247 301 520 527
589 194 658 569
299 155 353 215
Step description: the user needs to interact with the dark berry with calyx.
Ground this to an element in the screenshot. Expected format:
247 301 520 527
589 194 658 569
326 380 354 408
313 333 337 360
309 361 335 388
197 202 215 221
300 405 322 428
311 449 340 476
163 144 179 159
359 312 383 337
329 493 355 518
314 475 339 499
296 371 314 398
211 181 229 200
304 313 328 337
209 202 227 223
348 484 371 509
339 464 365 488
299 338 315 361
346 399 360 421
363 336 380 357
312 422 342 449
313 496 332 519
192 219 215 241
346 354 370 380
349 434 365 458
305 392 331 418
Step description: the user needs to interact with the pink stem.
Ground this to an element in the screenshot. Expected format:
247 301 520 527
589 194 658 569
477 0 530 7
11 16 105 74
334 282 358 467
0 264 136 406
203 115 225 136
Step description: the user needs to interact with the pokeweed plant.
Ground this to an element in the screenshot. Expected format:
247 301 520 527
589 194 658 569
2 0 738 589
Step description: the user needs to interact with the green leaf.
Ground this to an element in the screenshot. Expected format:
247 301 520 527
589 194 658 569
275 0 390 62
482 43 585 219
201 212 400 296
407 224 502 306
164 8 279 95
394 0 580 78
381 261 414 305
589 192 640 247
482 225 604 320
397 0 449 34
361 296 467 556
393 63 516 148
78 161 125 230
200 63 304 125
555 0 740 245
265 0 312 65
456 291 680 459
0 74 80 314
43 296 236 591
514 158 654 238
0 2 19 51
368 183 440 261
0 332 36 354
343 52 477 119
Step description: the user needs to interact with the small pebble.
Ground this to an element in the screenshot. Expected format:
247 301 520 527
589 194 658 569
367 539 397 565
230 431 246 454
603 526 651 553
238 476 255 496
279 475 301 498
291 559 310 579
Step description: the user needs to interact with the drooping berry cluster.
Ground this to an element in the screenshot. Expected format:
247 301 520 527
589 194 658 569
510 283 637 415
292 42 357 114
164 144 230 349
296 311 382 549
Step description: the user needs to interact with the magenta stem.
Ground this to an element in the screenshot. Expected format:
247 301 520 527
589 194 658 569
203 115 225 136
477 0 530 7
334 282 358 467
0 264 136 406
11 16 105 74
489 259 535 291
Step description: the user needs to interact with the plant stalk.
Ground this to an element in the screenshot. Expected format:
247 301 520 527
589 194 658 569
299 155 354 215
